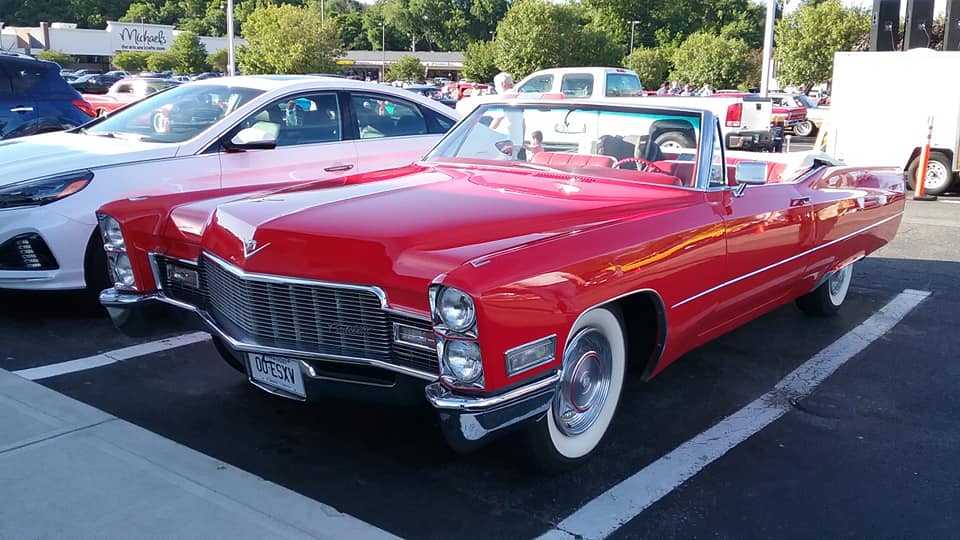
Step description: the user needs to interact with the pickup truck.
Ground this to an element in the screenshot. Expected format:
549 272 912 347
458 67 777 152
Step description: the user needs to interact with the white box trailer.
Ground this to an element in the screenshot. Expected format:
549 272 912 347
825 50 960 195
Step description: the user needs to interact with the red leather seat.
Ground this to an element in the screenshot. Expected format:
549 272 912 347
532 152 616 168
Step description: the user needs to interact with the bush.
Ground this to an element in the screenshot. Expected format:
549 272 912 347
37 50 77 67
623 48 671 89
112 51 152 72
385 55 424 83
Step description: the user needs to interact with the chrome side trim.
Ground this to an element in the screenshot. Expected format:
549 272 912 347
425 372 560 412
203 252 389 309
672 211 904 309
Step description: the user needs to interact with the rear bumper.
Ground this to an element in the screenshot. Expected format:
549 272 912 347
726 130 776 151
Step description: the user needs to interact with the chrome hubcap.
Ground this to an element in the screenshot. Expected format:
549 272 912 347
554 328 612 436
924 161 948 189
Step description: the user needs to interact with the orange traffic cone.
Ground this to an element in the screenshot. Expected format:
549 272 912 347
913 116 938 201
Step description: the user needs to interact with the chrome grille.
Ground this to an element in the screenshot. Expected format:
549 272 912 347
205 256 393 360
155 257 209 309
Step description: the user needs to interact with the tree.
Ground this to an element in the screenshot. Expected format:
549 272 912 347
775 0 869 89
207 48 229 73
495 0 622 80
168 31 209 74
112 51 152 72
385 55 424 82
669 32 755 89
119 2 161 24
146 52 179 72
238 4 343 74
462 40 499 83
36 50 77 67
623 48 671 88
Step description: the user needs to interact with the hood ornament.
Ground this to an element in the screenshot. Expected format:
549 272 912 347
242 239 271 259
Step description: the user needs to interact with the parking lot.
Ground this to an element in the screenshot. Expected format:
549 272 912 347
1 188 957 539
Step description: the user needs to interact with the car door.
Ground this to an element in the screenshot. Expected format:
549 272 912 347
348 92 449 174
217 91 358 188
0 63 38 139
703 124 815 334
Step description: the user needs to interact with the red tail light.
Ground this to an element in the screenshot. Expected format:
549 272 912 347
72 99 97 117
725 103 742 128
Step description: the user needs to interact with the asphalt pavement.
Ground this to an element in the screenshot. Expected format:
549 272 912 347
1 191 958 539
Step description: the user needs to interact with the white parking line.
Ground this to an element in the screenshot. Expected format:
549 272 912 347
13 332 211 381
538 288 931 540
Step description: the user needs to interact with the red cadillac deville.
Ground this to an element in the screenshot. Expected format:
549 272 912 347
98 99 905 471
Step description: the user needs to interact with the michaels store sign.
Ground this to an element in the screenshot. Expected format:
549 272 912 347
106 21 172 52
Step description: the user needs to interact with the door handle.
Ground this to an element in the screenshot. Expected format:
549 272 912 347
10 107 34 113
324 164 354 172
790 196 811 207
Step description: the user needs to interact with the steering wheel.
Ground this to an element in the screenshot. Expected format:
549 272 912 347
613 157 664 174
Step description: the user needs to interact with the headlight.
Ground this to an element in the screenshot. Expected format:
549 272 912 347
109 252 137 289
97 213 137 290
443 339 483 385
99 214 125 250
435 286 476 333
0 171 93 209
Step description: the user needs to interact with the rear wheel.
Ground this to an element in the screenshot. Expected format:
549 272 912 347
523 306 626 472
906 151 954 195
796 263 853 317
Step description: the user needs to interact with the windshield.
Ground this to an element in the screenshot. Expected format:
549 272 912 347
794 94 817 108
86 83 265 143
426 103 702 187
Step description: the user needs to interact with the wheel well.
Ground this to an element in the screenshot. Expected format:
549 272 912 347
83 227 111 291
610 291 667 381
905 147 955 171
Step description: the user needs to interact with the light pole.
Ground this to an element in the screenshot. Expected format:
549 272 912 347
759 0 775 96
381 22 386 82
226 0 235 76
629 20 639 57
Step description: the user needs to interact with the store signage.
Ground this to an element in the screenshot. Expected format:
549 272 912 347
106 21 173 52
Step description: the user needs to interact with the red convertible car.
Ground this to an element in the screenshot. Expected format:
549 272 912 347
98 100 905 470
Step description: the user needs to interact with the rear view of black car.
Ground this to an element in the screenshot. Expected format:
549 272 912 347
0 52 96 140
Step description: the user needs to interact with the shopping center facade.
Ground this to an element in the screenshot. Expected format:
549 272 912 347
0 22 464 79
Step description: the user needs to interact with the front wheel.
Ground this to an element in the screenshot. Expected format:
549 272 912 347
796 263 853 317
793 120 815 137
906 151 954 195
523 306 626 472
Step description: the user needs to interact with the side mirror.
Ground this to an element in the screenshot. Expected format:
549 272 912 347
224 126 278 152
733 161 767 197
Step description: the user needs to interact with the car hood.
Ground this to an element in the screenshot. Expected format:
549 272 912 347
0 132 179 186
196 163 691 308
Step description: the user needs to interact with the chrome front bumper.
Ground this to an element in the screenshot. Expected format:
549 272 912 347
102 288 561 451
425 373 560 452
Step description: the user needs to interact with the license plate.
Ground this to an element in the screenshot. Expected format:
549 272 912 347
247 353 306 398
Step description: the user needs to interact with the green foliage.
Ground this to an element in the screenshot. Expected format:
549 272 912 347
207 48 228 72
462 40 499 83
335 11 369 50
36 50 77 67
238 4 342 74
119 2 161 24
495 0 622 80
669 32 755 89
167 31 209 74
146 52 179 72
623 48 671 88
775 0 869 88
385 55 424 82
112 51 152 71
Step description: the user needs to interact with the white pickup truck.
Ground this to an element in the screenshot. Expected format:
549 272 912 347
458 67 777 152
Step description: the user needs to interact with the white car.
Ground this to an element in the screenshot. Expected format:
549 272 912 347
0 76 459 291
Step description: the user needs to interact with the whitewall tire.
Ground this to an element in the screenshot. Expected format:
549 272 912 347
524 306 626 472
796 263 853 317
